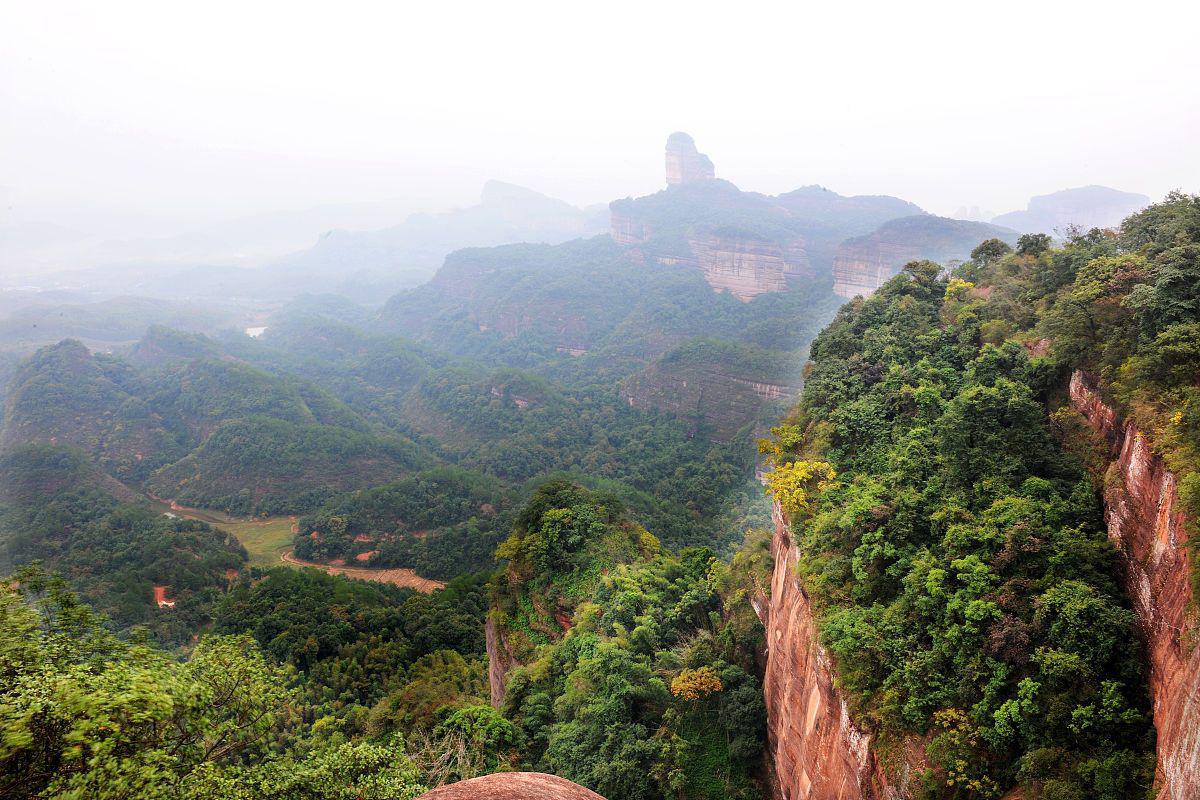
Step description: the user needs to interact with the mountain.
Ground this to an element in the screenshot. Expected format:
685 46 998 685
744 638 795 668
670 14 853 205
831 214 1018 297
259 181 607 301
992 185 1150 235
0 337 430 513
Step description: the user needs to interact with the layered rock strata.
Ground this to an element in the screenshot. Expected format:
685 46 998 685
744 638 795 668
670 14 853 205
620 362 800 442
1068 371 1200 800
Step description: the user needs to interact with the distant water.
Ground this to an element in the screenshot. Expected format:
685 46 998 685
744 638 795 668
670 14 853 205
245 326 267 338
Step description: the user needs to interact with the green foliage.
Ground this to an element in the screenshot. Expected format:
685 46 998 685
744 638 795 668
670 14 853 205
500 541 767 800
295 468 511 578
0 446 246 641
148 415 429 516
214 568 487 724
780 248 1160 797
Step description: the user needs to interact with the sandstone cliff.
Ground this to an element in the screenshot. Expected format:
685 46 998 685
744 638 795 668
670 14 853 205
619 343 801 441
606 213 813 300
485 616 514 708
689 233 811 300
665 131 715 186
762 501 927 800
417 772 606 800
1068 371 1200 800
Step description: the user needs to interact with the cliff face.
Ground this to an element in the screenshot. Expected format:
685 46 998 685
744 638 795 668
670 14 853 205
831 239 920 299
485 616 514 708
690 234 811 300
610 211 650 246
620 358 800 441
1068 371 1200 800
763 502 927 800
606 217 813 300
665 132 715 186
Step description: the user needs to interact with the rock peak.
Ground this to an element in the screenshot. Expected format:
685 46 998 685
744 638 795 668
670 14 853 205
665 132 714 186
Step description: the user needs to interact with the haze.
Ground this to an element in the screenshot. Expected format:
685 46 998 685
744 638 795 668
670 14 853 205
2 0 1198 271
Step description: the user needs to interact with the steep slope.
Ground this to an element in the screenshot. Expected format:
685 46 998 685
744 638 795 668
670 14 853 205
1 337 429 516
1069 373 1199 799
760 262 1156 798
146 415 428 515
620 338 802 441
487 481 768 800
1 339 183 481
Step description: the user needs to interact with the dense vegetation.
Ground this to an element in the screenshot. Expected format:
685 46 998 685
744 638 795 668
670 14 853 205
0 445 246 642
214 567 490 736
963 194 1200 557
295 468 512 578
0 568 442 799
760 193 1200 799
490 482 768 800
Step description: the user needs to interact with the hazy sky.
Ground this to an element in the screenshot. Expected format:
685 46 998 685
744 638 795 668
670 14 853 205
3 0 1198 237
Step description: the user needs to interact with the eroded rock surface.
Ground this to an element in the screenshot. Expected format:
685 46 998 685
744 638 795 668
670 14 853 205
416 772 606 800
1069 371 1200 800
665 131 715 186
762 502 927 799
486 616 515 708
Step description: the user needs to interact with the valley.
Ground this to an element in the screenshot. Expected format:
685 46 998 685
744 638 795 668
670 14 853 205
1 134 1195 800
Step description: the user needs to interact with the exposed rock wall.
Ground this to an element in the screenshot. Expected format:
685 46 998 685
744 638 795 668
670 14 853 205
831 215 1017 299
691 234 811 300
486 616 514 708
1068 371 1200 800
620 362 800 441
665 131 715 186
417 772 606 800
832 240 919 298
606 222 813 300
610 211 650 246
763 500 873 799
762 502 928 799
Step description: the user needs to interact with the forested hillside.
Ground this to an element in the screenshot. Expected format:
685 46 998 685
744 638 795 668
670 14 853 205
760 193 1199 798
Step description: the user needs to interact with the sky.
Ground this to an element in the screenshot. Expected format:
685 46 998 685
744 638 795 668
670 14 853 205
3 0 1198 242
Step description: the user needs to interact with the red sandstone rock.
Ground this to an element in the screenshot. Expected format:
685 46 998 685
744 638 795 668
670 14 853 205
665 132 715 186
416 772 606 800
690 233 810 300
486 616 515 708
1069 371 1200 800
762 502 928 800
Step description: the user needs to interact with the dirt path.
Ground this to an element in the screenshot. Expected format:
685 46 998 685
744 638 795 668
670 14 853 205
281 550 445 593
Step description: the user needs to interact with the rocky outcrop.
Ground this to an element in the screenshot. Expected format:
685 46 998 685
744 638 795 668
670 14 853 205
620 358 800 442
831 216 1017 298
607 224 813 300
610 211 650 246
416 772 606 800
1068 371 1200 800
762 502 927 799
665 132 715 186
486 616 515 708
690 234 811 300
831 239 921 299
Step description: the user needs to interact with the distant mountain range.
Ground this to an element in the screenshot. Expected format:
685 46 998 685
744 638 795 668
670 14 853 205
991 185 1150 234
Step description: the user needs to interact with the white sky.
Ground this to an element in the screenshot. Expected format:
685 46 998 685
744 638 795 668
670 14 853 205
3 0 1198 236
